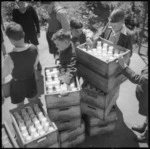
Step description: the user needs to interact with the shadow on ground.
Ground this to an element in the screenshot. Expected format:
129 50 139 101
77 105 139 147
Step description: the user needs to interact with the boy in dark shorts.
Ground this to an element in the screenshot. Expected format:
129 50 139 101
52 29 77 84
3 22 38 107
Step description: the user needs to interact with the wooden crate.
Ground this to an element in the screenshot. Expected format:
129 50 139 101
61 133 85 148
81 102 105 120
76 37 131 78
83 108 117 127
9 99 59 148
47 105 81 121
54 118 81 131
45 92 80 109
81 85 120 109
59 120 85 143
78 63 127 93
2 122 19 148
86 121 116 137
44 65 81 108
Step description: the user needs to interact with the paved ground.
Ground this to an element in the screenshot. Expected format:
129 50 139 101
2 30 148 147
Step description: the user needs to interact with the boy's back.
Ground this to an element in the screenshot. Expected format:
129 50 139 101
10 44 38 80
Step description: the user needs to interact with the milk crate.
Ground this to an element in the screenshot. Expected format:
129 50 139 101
54 118 82 131
78 63 127 93
76 36 131 78
9 99 59 148
61 133 85 148
82 106 117 127
44 65 81 108
59 120 85 143
47 105 81 121
2 122 19 148
81 84 120 109
86 121 117 137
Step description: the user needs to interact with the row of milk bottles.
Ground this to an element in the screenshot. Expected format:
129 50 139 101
85 41 122 62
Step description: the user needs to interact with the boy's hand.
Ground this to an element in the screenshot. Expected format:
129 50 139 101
86 38 93 48
37 33 40 38
118 56 127 69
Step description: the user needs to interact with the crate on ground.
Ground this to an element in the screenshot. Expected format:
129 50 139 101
81 83 120 109
44 65 81 109
60 133 85 148
54 118 82 131
59 120 85 143
76 36 131 78
83 106 117 127
86 121 117 137
2 122 19 148
78 63 126 93
47 105 81 122
9 99 59 148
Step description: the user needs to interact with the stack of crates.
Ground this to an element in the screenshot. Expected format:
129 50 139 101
9 99 59 148
76 37 131 136
81 82 118 136
44 65 85 147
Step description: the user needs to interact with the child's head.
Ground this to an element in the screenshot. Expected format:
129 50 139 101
52 29 71 51
108 8 125 32
70 19 83 38
5 22 25 46
16 1 27 11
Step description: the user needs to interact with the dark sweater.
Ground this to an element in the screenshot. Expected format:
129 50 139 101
12 5 40 35
59 43 77 75
9 44 38 80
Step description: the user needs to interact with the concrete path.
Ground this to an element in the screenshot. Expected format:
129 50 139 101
2 30 148 147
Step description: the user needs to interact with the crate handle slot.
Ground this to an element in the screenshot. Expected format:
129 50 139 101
62 120 70 123
87 92 97 98
88 105 96 110
37 137 46 143
69 136 77 142
59 107 70 111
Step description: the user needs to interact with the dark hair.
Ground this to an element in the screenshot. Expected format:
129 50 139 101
109 8 125 23
5 22 24 41
70 19 83 29
52 29 71 41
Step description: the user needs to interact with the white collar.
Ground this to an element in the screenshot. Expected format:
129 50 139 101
13 44 32 52
108 24 127 35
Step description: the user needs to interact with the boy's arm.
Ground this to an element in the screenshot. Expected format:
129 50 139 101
31 6 40 34
56 11 70 31
2 54 14 81
12 9 19 23
118 56 148 85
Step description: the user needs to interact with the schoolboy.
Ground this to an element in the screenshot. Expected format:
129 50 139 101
93 8 133 58
70 18 93 48
118 56 148 142
52 29 77 84
3 22 39 107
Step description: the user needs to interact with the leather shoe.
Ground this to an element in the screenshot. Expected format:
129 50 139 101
132 123 147 133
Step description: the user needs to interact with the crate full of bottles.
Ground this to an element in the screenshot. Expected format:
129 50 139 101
44 65 81 109
9 99 59 148
76 37 131 78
